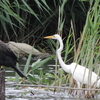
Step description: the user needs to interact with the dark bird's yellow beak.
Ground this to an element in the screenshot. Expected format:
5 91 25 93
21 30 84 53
1 66 4 69
44 35 54 39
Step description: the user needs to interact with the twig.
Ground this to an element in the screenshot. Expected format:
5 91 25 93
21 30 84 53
6 83 100 91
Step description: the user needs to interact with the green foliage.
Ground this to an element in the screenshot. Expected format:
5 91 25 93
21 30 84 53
27 55 55 84
44 39 56 54
15 63 20 83
74 0 100 88
24 47 33 74
64 33 74 63
0 0 88 45
28 0 100 87
5 0 100 89
46 68 69 86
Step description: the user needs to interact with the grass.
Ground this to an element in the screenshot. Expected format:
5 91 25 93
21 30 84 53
4 0 100 97
0 0 88 44
31 0 99 91
17 0 100 86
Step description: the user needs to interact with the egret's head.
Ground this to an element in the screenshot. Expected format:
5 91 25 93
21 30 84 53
44 34 61 40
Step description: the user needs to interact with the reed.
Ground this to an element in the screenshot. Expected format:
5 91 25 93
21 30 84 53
27 55 55 85
5 1 99 92
37 0 100 89
70 0 100 96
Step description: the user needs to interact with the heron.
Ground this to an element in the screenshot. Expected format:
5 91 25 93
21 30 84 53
44 34 100 98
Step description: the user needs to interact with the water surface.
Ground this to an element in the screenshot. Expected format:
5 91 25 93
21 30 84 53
5 58 100 100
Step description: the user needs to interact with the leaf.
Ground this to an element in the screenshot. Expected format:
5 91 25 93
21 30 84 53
46 73 55 78
31 55 55 71
31 59 41 68
24 47 33 74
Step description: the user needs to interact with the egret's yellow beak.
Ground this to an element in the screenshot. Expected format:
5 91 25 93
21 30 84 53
44 35 54 39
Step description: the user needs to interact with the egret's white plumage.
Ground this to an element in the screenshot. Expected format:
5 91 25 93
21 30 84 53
44 34 100 91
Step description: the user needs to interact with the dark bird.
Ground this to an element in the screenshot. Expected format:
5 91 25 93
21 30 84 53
0 40 27 79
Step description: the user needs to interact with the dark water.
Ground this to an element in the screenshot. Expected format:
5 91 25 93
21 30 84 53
5 57 100 100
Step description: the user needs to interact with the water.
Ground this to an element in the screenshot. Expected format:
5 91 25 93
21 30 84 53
5 57 100 100
6 86 100 100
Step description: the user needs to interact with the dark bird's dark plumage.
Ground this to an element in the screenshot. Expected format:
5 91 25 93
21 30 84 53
0 40 27 79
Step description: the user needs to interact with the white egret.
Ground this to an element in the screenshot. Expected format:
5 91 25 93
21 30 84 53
44 34 100 98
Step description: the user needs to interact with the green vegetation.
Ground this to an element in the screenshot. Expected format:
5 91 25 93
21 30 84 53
23 0 100 88
2 0 99 93
0 0 88 43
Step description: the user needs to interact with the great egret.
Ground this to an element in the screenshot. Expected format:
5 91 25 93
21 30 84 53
0 40 27 79
44 34 100 98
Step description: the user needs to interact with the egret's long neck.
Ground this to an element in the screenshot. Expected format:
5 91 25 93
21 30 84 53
56 38 71 73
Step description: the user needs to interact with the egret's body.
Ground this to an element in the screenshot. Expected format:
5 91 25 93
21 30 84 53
70 63 100 87
44 34 100 97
